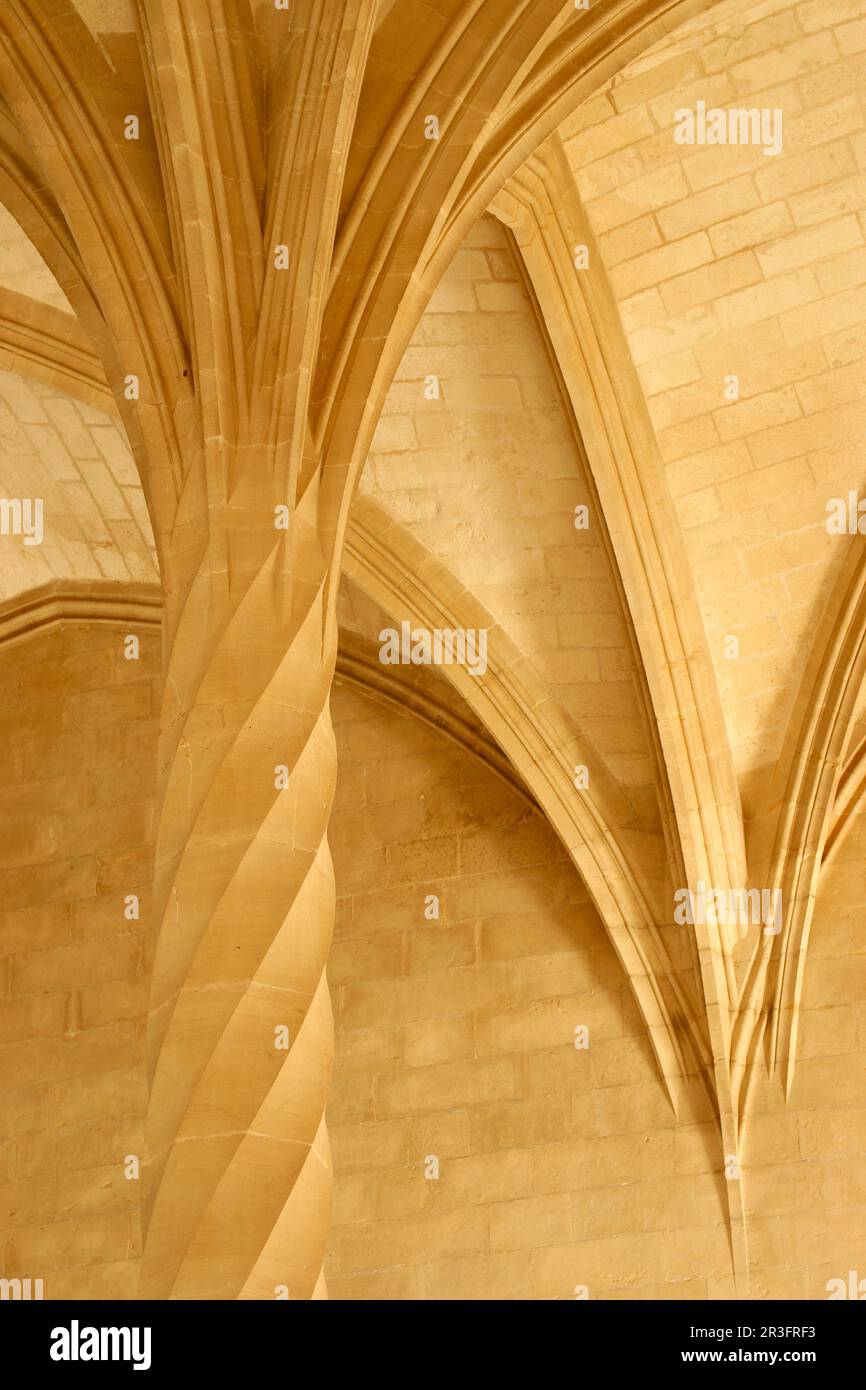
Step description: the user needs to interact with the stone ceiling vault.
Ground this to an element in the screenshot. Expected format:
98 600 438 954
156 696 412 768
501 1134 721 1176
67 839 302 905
0 0 864 1300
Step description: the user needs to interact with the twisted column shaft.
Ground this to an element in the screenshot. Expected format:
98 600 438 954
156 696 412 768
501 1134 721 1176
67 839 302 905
140 487 337 1300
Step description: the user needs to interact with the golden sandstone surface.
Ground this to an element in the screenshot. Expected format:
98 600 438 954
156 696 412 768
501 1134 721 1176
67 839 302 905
0 0 864 1303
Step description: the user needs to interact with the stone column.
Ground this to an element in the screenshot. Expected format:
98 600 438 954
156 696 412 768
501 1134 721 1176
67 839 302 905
140 472 339 1299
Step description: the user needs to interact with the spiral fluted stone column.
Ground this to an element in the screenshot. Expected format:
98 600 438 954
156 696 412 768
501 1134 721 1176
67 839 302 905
140 485 338 1300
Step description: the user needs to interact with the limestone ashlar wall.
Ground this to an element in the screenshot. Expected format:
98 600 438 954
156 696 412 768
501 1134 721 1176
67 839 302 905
325 681 866 1298
0 619 158 1299
560 0 866 798
361 214 656 804
325 683 724 1301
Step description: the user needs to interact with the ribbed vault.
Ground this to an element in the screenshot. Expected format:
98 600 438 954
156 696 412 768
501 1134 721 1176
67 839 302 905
0 0 863 1300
